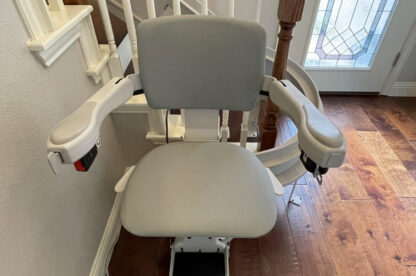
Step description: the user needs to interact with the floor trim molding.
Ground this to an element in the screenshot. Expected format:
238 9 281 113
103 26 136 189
390 82 416 97
89 193 123 276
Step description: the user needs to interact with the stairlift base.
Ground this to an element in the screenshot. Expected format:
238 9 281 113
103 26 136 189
287 181 302 207
289 195 303 206
169 237 231 276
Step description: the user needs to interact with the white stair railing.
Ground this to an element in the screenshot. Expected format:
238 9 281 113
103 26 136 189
146 0 156 18
201 0 208 15
173 0 182 15
227 0 234 17
121 0 139 73
15 0 112 83
97 0 124 77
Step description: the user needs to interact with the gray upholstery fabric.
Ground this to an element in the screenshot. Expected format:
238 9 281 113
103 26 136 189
50 102 96 145
137 16 266 111
121 142 277 238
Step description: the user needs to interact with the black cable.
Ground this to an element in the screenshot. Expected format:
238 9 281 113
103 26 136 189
165 109 169 144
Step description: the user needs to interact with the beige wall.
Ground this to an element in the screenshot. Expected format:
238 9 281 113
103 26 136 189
0 2 153 275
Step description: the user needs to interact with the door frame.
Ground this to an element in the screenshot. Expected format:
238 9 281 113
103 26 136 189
381 18 416 96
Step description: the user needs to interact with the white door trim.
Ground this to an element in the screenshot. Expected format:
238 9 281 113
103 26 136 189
381 18 416 96
388 82 416 97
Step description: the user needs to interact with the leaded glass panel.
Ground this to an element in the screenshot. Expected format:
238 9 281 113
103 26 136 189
304 0 399 68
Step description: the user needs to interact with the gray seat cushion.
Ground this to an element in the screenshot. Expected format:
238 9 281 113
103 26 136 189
121 142 277 238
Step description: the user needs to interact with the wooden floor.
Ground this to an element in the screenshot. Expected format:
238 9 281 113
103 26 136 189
109 96 416 276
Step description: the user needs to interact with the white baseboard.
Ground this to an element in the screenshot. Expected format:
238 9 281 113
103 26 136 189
390 82 416 97
89 193 123 276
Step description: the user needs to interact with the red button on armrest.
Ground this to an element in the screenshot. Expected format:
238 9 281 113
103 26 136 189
74 160 86 172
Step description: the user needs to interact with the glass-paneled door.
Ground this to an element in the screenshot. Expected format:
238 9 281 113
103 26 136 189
289 0 416 92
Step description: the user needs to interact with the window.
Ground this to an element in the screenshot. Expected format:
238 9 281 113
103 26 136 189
305 0 399 68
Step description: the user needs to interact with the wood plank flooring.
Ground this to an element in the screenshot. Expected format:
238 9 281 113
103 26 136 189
109 96 416 275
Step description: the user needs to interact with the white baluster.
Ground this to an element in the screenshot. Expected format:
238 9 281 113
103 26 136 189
240 111 250 148
14 0 55 39
201 0 208 15
227 0 234 17
146 0 156 18
97 0 123 77
97 0 116 54
220 110 229 142
255 0 262 23
173 0 181 15
122 0 139 73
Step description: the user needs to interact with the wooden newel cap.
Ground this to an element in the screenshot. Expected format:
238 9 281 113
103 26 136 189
278 0 305 23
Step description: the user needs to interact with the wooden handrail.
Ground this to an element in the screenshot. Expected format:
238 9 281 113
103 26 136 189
257 0 305 151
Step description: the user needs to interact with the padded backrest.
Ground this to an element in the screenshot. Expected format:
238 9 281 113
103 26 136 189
137 15 266 111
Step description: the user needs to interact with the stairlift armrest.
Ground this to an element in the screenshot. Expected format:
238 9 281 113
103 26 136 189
47 75 140 168
266 78 346 169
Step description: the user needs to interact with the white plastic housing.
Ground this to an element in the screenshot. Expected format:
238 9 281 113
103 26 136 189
267 79 347 168
47 77 135 163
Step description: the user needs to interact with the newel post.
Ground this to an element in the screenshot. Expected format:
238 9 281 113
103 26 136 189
258 0 305 151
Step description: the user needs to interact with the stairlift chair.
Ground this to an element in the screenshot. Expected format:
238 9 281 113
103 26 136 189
46 16 346 275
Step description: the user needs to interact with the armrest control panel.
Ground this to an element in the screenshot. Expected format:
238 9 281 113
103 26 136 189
46 75 139 173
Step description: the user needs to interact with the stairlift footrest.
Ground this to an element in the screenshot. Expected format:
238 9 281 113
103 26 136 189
172 253 226 276
169 237 230 276
289 195 302 206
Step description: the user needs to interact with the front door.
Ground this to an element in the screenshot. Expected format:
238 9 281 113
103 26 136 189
289 0 416 92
